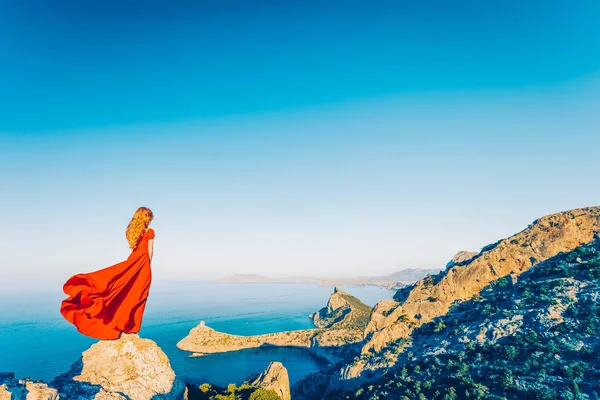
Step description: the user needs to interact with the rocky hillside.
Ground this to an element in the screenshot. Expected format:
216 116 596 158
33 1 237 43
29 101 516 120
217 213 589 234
178 288 372 363
326 238 600 399
0 334 187 400
341 206 600 382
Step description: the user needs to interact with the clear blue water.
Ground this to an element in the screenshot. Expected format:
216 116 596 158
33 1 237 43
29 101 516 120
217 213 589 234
0 281 393 387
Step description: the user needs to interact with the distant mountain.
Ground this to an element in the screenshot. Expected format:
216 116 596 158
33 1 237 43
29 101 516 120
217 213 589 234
379 268 444 282
218 268 441 289
218 274 317 283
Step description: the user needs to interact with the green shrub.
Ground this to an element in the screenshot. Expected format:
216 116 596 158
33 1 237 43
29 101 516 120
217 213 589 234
248 388 281 400
433 321 446 333
199 383 212 393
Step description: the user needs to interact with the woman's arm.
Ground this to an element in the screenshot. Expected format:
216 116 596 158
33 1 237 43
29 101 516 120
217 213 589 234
148 239 154 263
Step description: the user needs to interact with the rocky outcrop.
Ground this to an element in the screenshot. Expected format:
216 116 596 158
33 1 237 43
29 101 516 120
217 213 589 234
24 382 59 400
55 333 186 400
309 287 371 329
178 288 371 363
1 335 187 400
0 385 8 400
251 362 291 400
0 374 59 400
338 206 600 382
0 386 8 400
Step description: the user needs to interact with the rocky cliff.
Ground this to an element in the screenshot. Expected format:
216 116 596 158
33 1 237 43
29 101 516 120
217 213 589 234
326 238 600 399
177 288 371 363
1 334 187 400
337 206 600 382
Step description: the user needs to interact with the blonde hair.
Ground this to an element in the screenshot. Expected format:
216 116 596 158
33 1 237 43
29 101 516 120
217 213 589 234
126 207 154 249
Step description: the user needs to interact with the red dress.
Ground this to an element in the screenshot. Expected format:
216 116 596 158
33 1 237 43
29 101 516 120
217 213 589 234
60 228 154 340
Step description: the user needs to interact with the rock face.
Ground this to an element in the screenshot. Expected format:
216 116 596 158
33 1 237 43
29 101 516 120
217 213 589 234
178 288 372 362
1 335 187 400
326 206 600 386
251 362 291 400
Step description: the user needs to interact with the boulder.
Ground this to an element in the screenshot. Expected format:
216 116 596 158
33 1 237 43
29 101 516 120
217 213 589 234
53 333 187 400
251 362 291 400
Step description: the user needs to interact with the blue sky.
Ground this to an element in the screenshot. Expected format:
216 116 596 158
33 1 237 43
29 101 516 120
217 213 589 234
1 1 599 284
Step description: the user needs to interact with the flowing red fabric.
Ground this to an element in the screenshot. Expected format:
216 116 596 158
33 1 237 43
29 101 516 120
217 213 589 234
60 228 154 340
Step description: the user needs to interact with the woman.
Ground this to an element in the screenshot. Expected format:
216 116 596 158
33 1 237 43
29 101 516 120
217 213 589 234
60 207 155 340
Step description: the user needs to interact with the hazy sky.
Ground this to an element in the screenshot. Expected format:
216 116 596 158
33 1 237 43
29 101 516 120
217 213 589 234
1 1 599 284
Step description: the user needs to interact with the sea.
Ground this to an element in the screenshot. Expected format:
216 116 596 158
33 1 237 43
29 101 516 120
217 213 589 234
0 281 394 387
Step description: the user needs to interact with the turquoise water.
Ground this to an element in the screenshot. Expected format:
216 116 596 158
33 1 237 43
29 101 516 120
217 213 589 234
0 281 393 387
